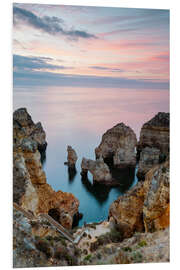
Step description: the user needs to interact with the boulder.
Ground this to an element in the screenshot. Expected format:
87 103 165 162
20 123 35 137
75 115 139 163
137 147 160 180
67 145 78 169
95 123 137 168
81 157 112 183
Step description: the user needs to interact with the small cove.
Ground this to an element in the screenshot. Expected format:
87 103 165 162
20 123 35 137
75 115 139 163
13 85 169 227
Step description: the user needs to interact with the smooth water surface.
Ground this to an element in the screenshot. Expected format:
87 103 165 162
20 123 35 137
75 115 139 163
13 86 169 226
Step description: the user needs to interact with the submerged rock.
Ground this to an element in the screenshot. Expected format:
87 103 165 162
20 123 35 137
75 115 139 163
95 123 137 168
66 145 78 169
81 157 112 183
109 161 169 236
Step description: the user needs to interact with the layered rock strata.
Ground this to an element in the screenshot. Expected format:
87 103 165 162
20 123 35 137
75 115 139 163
81 157 112 183
13 108 80 229
137 112 169 179
137 147 160 180
95 123 137 168
13 108 47 153
109 161 169 236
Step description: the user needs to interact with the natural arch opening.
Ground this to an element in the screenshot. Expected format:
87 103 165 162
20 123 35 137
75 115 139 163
48 208 60 223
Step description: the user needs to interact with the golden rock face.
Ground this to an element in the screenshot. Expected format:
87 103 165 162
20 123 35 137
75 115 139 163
95 123 137 168
109 161 169 235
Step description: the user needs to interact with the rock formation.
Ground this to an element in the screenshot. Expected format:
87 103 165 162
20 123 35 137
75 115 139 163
66 145 78 169
137 147 160 180
95 123 137 168
143 161 170 232
109 182 145 238
137 112 169 179
13 108 47 153
109 161 169 236
81 157 112 183
13 108 80 229
138 112 169 157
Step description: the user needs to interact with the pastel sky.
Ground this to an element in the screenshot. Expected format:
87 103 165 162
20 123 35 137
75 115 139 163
13 3 169 89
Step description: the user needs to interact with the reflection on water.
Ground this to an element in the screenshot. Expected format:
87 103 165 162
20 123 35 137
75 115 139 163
67 167 77 182
81 176 111 205
13 85 169 226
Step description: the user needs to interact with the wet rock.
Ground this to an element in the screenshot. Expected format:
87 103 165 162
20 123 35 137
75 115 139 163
95 123 137 168
81 157 112 183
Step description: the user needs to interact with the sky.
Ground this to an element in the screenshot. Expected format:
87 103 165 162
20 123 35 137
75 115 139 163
13 3 169 89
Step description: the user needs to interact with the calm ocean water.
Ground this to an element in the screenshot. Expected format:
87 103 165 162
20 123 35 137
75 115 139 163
13 86 169 226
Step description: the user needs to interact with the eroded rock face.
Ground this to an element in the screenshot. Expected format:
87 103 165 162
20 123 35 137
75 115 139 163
109 182 145 238
95 123 137 168
13 109 80 229
138 112 169 156
137 112 169 179
67 145 78 168
143 161 169 232
137 147 160 180
13 108 47 153
109 161 169 235
81 157 112 183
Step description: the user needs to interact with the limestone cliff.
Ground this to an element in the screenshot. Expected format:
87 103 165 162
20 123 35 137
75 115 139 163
13 108 47 153
13 108 80 229
137 112 169 179
109 161 169 235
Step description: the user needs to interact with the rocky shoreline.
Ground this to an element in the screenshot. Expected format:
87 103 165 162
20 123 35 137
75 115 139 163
13 108 169 267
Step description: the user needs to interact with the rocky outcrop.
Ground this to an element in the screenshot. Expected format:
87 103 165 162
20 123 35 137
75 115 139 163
13 108 47 153
138 112 169 157
66 145 78 169
109 182 145 238
143 161 170 232
81 157 112 183
109 161 169 235
95 123 137 168
137 147 160 180
13 108 80 229
137 112 169 179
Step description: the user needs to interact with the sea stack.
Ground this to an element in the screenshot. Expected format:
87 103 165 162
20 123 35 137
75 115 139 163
81 157 112 183
95 123 137 168
67 145 78 169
